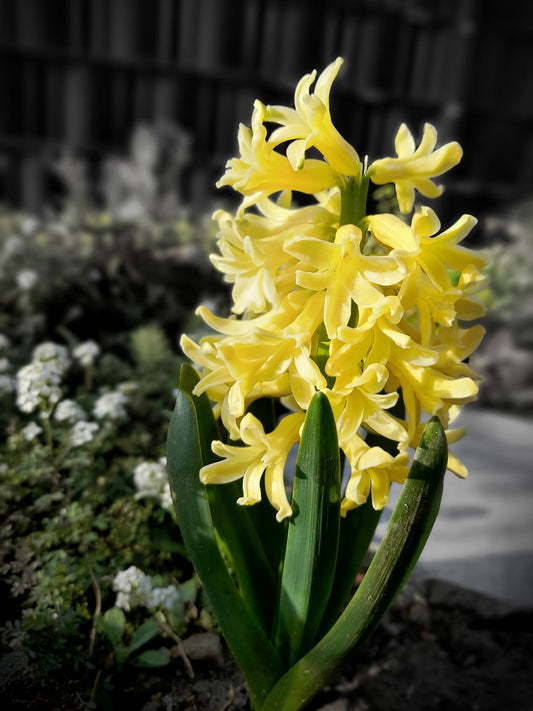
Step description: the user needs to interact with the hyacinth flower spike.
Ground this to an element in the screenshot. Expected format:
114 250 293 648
167 57 486 711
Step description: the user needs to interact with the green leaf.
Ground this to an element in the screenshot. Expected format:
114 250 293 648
319 500 382 636
166 389 284 709
98 607 125 648
127 618 160 654
179 362 219 464
132 648 170 667
272 392 341 667
320 424 402 635
179 577 199 605
208 480 279 634
262 416 447 711
178 364 279 633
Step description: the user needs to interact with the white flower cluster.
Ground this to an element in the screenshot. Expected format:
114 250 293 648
73 340 100 367
32 342 70 373
15 342 76 413
70 420 99 447
16 360 62 413
133 457 172 510
16 268 38 291
54 399 86 423
112 566 180 613
21 422 42 442
93 391 128 420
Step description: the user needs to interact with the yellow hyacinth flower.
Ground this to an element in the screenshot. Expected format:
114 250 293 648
265 57 361 177
201 412 305 521
369 123 463 214
182 58 486 519
217 100 342 206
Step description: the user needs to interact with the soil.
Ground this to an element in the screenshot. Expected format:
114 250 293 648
3 575 533 711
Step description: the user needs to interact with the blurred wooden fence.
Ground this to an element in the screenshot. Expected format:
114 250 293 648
1 0 533 222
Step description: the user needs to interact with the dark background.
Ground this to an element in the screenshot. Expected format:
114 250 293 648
1 0 533 229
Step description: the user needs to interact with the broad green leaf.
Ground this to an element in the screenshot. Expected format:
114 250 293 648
319 500 381 636
98 607 125 648
132 648 170 667
272 392 341 667
262 416 447 711
127 618 160 654
166 389 283 708
179 362 219 463
208 481 279 634
178 365 279 633
320 425 402 635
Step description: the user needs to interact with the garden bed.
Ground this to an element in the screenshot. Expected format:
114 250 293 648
4 575 531 711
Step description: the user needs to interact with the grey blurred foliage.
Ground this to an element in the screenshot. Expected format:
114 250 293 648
52 120 193 224
472 199 533 413
0 121 228 360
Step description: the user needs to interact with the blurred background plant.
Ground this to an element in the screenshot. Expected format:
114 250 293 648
0 122 228 362
471 198 533 415
0 121 229 709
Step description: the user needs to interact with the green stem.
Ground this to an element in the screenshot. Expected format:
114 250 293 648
339 174 370 228
41 410 54 458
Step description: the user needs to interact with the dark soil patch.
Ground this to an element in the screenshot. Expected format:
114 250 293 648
2 576 532 710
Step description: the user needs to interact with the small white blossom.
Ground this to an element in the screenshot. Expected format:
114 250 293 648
32 342 70 373
70 420 99 447
0 357 10 372
146 584 180 612
0 374 16 393
16 361 62 413
93 390 128 420
113 566 152 612
0 334 10 351
73 340 100 366
112 566 180 613
21 422 42 442
54 399 86 423
16 268 38 291
21 216 38 235
133 458 172 511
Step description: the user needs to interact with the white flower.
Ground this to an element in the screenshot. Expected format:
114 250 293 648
16 268 38 291
16 361 62 413
133 458 172 510
113 566 152 612
21 422 42 442
0 374 15 394
32 342 70 373
73 340 100 367
54 399 86 423
0 334 10 351
146 584 180 612
93 391 128 420
159 487 173 512
112 566 180 613
0 357 10 372
21 216 38 235
70 420 98 447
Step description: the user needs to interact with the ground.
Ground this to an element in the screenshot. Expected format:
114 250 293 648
3 575 532 710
